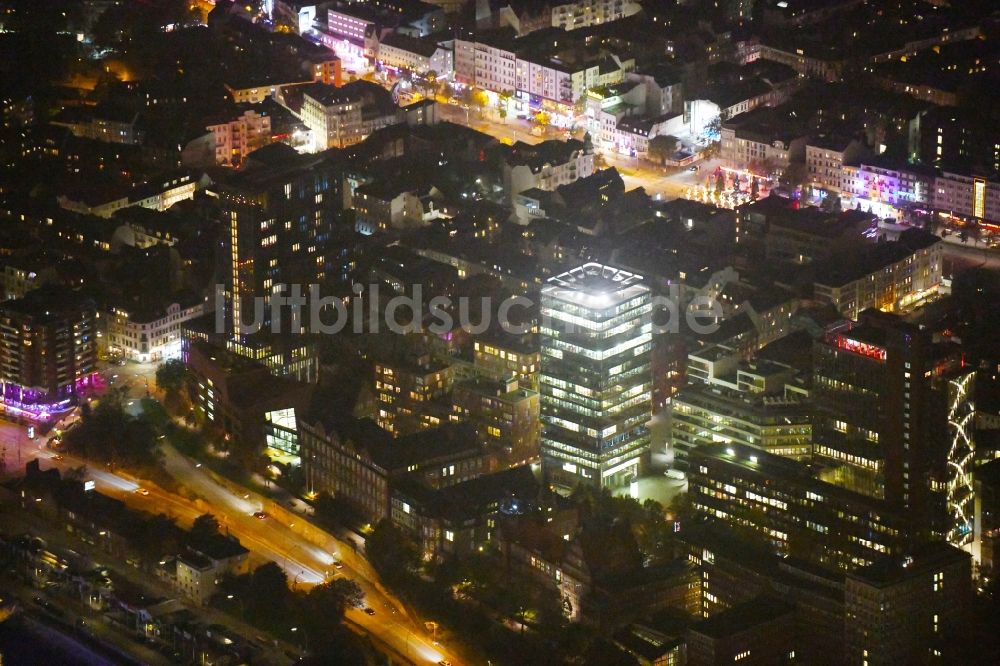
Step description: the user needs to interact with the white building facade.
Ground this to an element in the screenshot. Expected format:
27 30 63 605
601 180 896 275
106 300 206 363
934 172 1000 226
550 0 642 31
377 37 453 78
207 110 272 167
299 84 399 151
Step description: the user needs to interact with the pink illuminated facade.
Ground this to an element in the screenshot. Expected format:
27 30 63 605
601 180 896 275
840 162 934 219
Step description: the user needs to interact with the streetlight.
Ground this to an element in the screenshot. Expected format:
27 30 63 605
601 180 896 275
226 594 245 621
291 626 309 652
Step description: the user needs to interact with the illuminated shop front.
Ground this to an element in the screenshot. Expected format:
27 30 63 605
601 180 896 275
0 374 99 422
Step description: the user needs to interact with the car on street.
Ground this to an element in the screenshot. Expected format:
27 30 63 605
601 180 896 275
688 165 699 172
135 487 150 496
253 511 267 520
364 607 376 615
334 561 344 569
52 454 64 461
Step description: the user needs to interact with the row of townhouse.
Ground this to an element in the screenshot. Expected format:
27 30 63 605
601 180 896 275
721 116 1000 226
454 33 634 114
314 0 446 71
819 150 1000 226
376 32 453 78
489 0 642 36
56 173 200 219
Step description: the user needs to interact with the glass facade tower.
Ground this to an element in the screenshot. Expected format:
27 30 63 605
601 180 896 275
540 263 653 489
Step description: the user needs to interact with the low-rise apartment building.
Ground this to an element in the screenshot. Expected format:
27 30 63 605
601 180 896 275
502 138 595 201
299 418 494 522
473 332 541 390
720 107 808 174
934 171 1000 226
375 354 454 436
206 108 272 167
297 80 401 150
377 33 452 77
57 173 198 219
813 229 943 320
806 135 871 193
104 297 206 363
451 376 540 465
169 536 250 606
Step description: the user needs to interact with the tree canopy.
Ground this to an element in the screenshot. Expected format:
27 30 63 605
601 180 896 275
189 513 221 547
648 135 679 164
365 520 421 585
155 359 188 395
63 390 161 469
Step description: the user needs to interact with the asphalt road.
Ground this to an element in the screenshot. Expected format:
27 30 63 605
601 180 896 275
434 97 721 203
437 102 546 146
940 238 1000 272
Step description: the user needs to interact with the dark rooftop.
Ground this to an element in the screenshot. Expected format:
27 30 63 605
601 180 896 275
190 534 249 562
313 418 483 473
393 465 541 525
379 32 442 58
690 596 794 639
300 80 396 114
849 541 969 588
814 232 940 288
0 285 94 319
504 138 587 173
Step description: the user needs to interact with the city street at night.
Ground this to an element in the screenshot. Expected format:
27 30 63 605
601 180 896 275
1 0 1000 664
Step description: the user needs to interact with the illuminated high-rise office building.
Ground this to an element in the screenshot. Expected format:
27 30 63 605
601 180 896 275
214 147 342 337
211 146 347 381
539 263 653 489
813 310 976 547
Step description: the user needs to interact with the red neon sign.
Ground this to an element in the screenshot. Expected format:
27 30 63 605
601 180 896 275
834 335 887 360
